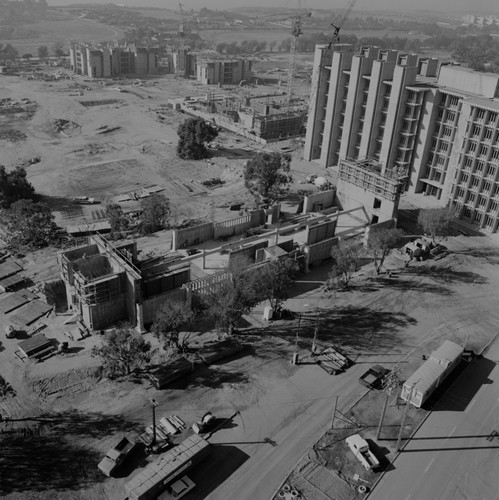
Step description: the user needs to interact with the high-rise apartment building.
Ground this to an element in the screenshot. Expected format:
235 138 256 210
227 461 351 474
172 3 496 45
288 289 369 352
69 43 158 78
305 44 499 232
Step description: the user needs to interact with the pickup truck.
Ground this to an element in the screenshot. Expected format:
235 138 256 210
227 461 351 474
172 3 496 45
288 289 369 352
345 434 380 471
359 365 390 389
97 436 137 477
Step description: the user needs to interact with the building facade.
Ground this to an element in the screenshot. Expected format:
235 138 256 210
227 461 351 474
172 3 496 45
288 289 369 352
69 43 158 78
305 44 499 232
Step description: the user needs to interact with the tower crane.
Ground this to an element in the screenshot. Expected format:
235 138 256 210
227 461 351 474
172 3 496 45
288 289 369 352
177 1 187 77
286 10 312 111
329 0 359 48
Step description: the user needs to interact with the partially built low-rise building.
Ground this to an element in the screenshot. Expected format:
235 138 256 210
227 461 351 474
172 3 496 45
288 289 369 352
58 235 189 331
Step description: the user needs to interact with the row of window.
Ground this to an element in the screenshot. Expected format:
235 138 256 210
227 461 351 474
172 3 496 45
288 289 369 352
459 206 498 227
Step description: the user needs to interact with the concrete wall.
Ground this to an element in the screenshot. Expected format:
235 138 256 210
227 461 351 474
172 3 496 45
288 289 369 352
303 189 336 214
172 222 214 251
228 240 268 264
306 219 337 245
142 287 186 326
83 294 127 331
302 236 339 271
213 210 265 239
438 66 499 99
337 179 398 224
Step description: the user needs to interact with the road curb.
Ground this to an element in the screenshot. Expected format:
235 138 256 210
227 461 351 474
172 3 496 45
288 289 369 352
269 389 370 500
365 407 432 498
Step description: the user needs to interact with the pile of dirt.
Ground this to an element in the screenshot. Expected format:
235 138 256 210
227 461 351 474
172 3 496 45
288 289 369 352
68 143 111 158
0 97 38 119
48 118 81 137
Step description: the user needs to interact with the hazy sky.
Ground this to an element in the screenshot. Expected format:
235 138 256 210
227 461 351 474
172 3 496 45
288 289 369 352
46 0 498 13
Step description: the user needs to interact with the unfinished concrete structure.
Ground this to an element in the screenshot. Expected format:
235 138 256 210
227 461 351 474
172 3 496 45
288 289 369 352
305 43 499 232
58 235 189 331
69 43 159 78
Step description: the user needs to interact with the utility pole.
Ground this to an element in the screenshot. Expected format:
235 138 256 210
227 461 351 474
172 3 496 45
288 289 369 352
396 385 414 452
330 395 338 430
151 398 159 446
377 392 390 440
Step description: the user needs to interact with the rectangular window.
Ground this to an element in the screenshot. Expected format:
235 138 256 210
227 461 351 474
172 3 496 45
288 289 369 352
473 211 482 223
471 176 480 188
478 196 487 207
468 142 477 153
462 206 472 218
373 198 382 209
488 112 497 124
492 184 499 197
455 187 465 198
484 128 493 140
491 149 499 161
479 145 488 157
483 180 492 193
484 215 494 227
460 172 469 183
443 126 452 137
464 156 473 168
475 161 484 173
476 108 486 120
489 200 499 212
467 192 476 203
449 96 459 107
487 165 497 177
472 124 481 136
447 111 456 121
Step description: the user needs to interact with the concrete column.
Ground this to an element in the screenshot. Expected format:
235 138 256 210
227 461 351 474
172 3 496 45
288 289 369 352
65 283 73 311
202 249 206 270
274 228 279 246
135 303 146 334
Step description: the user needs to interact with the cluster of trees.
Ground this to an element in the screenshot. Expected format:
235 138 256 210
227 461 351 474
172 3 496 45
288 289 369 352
0 165 58 250
106 193 171 238
0 43 18 63
177 117 218 160
216 40 267 55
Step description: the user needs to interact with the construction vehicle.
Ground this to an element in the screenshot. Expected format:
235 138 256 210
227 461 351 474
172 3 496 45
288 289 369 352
345 434 380 470
97 436 137 477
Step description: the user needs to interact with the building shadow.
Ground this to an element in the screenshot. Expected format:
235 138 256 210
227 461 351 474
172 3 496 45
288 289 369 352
425 357 496 412
184 444 250 500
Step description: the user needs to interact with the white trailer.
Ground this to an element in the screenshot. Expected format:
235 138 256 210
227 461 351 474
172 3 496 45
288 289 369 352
401 340 463 408
346 434 379 470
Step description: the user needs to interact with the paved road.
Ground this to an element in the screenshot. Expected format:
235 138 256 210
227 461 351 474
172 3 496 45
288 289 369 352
185 361 368 500
369 340 499 500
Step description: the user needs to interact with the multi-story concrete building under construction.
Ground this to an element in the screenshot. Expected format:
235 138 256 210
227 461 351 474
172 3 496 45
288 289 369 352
69 43 159 78
305 44 499 232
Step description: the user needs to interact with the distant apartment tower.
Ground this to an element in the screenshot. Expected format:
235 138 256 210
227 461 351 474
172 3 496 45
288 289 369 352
305 44 499 232
69 43 158 78
196 58 252 85
172 51 252 85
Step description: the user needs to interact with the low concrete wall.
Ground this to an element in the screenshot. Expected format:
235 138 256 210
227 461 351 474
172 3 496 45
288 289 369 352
303 189 336 214
214 210 265 240
301 236 339 271
228 240 268 264
172 222 214 251
142 287 186 326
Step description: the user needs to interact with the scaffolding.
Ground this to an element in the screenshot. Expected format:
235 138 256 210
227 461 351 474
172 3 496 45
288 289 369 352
339 157 408 201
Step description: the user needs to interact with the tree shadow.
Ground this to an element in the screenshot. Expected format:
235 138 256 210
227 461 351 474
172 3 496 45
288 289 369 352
352 277 453 296
243 306 416 355
452 248 499 265
168 364 250 390
403 266 488 285
0 435 104 494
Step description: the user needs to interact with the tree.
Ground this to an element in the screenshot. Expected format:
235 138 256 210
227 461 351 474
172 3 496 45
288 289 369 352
139 194 170 234
106 203 129 236
91 326 152 379
152 300 193 351
0 165 38 208
418 207 454 244
22 53 33 61
176 117 218 160
330 238 362 288
203 257 261 335
254 257 298 314
53 41 65 57
1 199 58 249
37 45 49 60
365 227 403 275
244 152 292 206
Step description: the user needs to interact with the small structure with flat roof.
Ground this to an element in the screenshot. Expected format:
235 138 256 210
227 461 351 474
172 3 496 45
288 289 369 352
17 333 56 361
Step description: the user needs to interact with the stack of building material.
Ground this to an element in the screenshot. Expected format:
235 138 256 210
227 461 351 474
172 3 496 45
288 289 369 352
148 357 195 389
196 338 244 365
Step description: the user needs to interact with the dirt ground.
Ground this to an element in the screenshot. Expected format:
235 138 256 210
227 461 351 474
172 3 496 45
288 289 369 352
2 63 499 499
